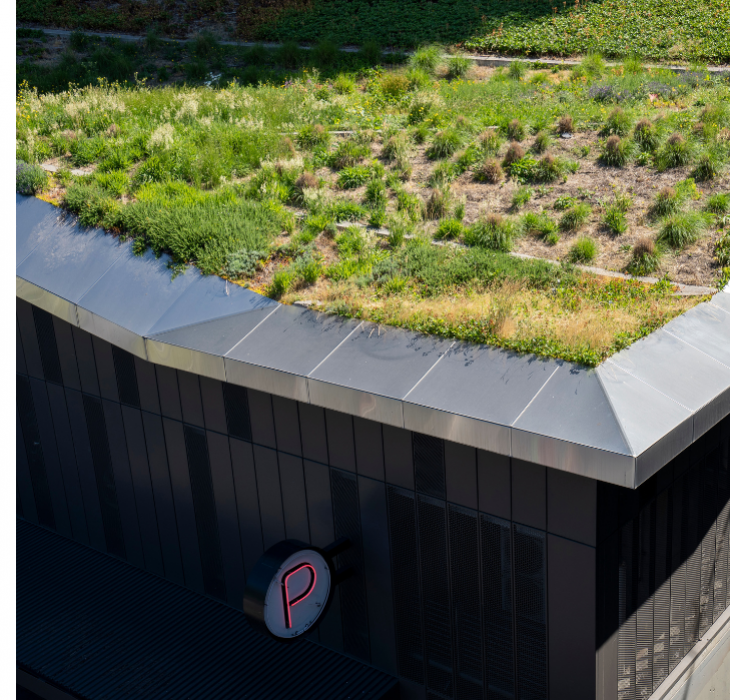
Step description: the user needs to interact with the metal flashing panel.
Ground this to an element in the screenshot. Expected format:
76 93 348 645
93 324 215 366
15 196 730 488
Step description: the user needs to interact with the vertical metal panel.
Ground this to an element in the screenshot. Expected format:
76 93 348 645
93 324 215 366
112 346 140 408
46 383 89 544
101 399 144 567
597 533 619 700
699 453 718 636
82 394 126 558
199 376 227 435
326 409 356 472
248 389 277 448
28 378 71 536
331 469 370 662
278 453 310 542
653 491 670 692
65 389 106 551
156 366 182 421
635 504 654 700
715 447 730 622
121 405 164 577
252 444 286 549
684 465 702 656
162 417 204 593
52 315 81 390
512 523 547 700
445 442 477 510
135 356 160 414
354 417 385 481
207 431 246 609
16 413 38 524
511 460 546 531
547 535 596 700
142 411 184 584
178 370 205 428
32 307 62 384
669 484 685 674
383 425 414 490
16 298 43 379
547 469 597 546
71 326 100 396
359 476 398 676
222 382 252 442
413 433 445 499
387 486 424 685
477 451 511 520
229 437 263 578
448 504 482 700
618 520 637 700
17 319 27 375
299 403 329 465
272 396 302 457
183 425 227 600
92 336 119 402
481 513 515 700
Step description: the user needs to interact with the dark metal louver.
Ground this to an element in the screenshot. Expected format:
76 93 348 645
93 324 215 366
223 383 252 442
32 307 62 384
112 346 140 407
183 425 226 601
413 433 445 499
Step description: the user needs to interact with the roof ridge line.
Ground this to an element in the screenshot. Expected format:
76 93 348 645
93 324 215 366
662 327 730 372
595 366 637 458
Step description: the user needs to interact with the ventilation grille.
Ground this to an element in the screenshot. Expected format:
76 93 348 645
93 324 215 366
331 469 370 662
223 383 251 442
17 376 55 529
387 486 424 685
653 494 670 692
112 346 140 407
82 395 126 558
32 307 62 384
413 433 445 499
449 505 482 700
183 426 226 601
513 524 546 700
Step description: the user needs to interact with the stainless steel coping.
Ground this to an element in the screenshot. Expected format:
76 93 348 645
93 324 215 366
15 195 730 489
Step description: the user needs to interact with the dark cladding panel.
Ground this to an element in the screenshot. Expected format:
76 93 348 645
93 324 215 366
618 520 637 700
71 326 100 396
121 406 164 577
229 438 263 578
178 371 205 428
359 476 397 675
387 486 423 685
669 484 685 674
102 400 144 568
112 346 140 408
16 414 38 525
548 535 596 700
512 459 546 531
278 453 310 542
200 376 227 435
272 396 302 457
46 383 88 544
32 307 62 384
142 411 184 584
92 336 119 403
653 491 670 692
207 431 246 609
354 417 384 481
253 444 286 549
413 433 445 499
17 299 43 379
52 315 80 391
28 378 71 537
156 366 182 421
635 505 654 700
326 409 356 472
299 403 329 465
163 418 204 593
547 469 597 546
134 356 160 414
384 425 414 490
445 441 477 510
248 389 276 448
65 389 106 552
222 382 252 442
17 320 27 375
477 450 511 520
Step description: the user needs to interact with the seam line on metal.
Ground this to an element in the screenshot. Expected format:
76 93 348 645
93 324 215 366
663 328 730 372
73 250 129 305
306 321 363 377
148 304 274 338
595 367 636 457
604 358 692 413
510 364 561 426
710 298 730 314
401 341 455 401
224 305 280 357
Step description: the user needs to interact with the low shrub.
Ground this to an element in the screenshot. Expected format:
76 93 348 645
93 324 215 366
329 140 371 170
379 72 410 99
568 237 598 263
312 39 339 69
277 41 302 69
557 115 574 135
715 232 730 267
532 131 551 154
364 179 387 208
333 74 356 95
479 130 502 155
297 124 330 149
633 119 660 152
507 61 528 80
425 188 451 219
522 211 559 244
94 170 130 197
602 206 628 236
474 157 503 184
656 133 693 170
434 218 465 240
268 268 294 299
463 214 517 252
506 119 526 142
446 54 471 79
397 190 424 221
627 238 661 276
225 249 265 279
328 199 368 222
651 186 683 218
559 203 592 231
511 187 532 210
706 193 730 214
338 165 375 189
602 107 632 137
426 129 462 159
693 151 725 181
409 45 442 75
502 142 525 167
657 211 707 249
600 136 632 167
359 40 382 66
16 161 46 195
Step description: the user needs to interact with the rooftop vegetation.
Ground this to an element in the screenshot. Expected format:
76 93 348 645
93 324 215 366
17 44 729 366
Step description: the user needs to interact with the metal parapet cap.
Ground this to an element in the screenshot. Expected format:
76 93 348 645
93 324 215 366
16 195 730 489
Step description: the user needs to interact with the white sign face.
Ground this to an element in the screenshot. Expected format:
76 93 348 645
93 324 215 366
263 549 331 639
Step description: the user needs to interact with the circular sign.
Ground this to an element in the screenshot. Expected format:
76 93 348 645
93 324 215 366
243 540 334 642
